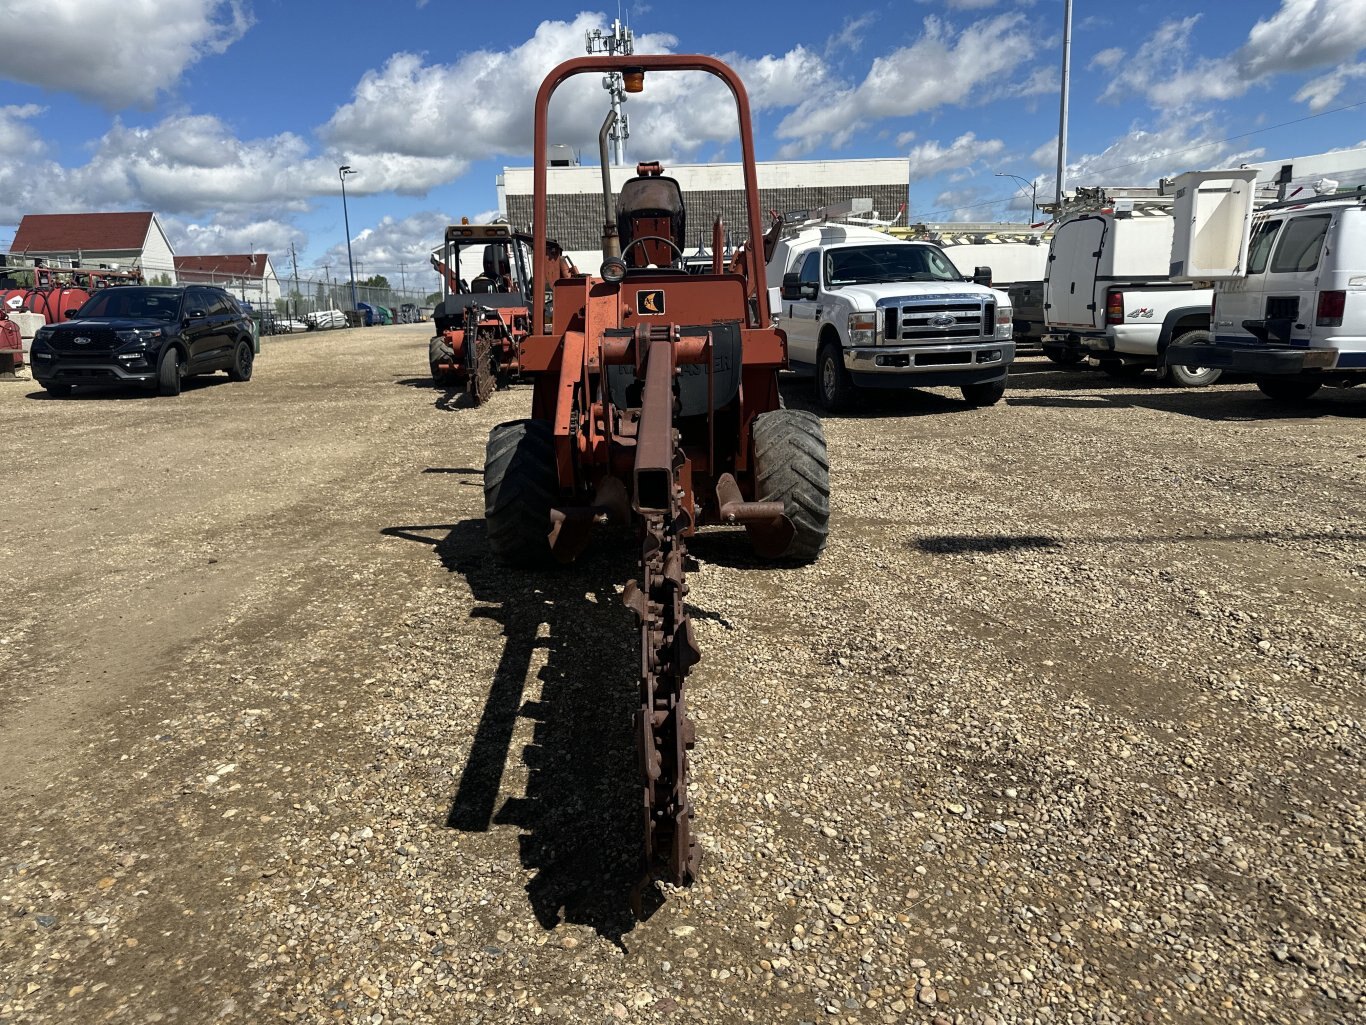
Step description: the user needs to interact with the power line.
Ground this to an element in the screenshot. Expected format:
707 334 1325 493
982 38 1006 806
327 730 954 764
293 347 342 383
917 96 1366 221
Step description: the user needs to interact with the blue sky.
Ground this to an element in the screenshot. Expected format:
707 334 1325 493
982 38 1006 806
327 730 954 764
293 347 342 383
1 0 1363 285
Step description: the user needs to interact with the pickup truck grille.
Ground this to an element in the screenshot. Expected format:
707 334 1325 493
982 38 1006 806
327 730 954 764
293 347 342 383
891 298 989 342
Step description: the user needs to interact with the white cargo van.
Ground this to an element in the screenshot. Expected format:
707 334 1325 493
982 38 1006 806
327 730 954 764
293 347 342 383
1166 180 1366 401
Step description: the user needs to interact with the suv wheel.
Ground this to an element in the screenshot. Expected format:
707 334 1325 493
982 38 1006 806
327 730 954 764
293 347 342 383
227 339 254 382
157 348 182 397
816 342 855 412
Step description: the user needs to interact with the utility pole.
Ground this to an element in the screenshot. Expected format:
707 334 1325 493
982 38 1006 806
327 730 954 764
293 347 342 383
398 260 407 298
289 242 300 320
339 165 358 311
1055 0 1073 209
585 18 634 165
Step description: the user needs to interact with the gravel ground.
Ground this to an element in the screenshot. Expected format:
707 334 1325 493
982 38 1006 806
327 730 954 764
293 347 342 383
1 325 1363 1025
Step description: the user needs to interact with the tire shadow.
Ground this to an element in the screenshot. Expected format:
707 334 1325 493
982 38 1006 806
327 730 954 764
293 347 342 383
382 519 647 943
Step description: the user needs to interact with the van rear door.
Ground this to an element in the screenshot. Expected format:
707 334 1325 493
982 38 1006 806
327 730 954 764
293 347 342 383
1264 211 1333 347
1045 215 1107 330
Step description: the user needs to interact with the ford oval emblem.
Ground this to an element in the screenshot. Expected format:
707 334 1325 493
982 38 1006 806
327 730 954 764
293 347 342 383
74 336 92 345
928 313 956 328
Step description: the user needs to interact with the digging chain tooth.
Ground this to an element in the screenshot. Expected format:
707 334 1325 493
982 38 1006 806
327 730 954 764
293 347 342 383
468 330 496 405
635 503 701 890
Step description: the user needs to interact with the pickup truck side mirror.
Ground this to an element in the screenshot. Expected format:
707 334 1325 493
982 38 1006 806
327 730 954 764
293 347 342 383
780 271 802 301
801 282 819 300
972 266 993 287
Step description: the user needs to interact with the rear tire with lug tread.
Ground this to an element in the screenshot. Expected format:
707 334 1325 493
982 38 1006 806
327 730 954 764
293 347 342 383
157 348 182 397
961 378 1007 406
816 342 856 413
1257 378 1321 402
227 339 253 382
1163 330 1222 387
752 408 831 562
484 419 558 567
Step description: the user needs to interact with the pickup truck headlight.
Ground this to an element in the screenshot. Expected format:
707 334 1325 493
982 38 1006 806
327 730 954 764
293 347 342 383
994 306 1013 340
849 312 879 347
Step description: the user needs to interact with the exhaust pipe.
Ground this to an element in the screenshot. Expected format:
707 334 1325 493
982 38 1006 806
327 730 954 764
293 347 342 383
599 110 621 261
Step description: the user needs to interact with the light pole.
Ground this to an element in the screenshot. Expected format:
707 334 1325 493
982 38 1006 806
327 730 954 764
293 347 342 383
995 172 1038 225
339 165 358 311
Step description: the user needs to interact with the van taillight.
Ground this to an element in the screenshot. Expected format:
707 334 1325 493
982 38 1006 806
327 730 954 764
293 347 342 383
1105 291 1124 325
1316 290 1345 327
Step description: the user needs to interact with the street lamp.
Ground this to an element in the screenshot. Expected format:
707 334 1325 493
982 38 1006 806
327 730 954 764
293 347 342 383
995 172 1038 225
339 165 358 311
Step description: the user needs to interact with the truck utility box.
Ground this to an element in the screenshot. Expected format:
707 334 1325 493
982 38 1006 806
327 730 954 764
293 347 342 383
1045 210 1176 330
1168 169 1260 280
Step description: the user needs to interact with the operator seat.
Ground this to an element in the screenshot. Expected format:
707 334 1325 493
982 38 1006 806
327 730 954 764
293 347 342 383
480 244 514 293
617 161 686 270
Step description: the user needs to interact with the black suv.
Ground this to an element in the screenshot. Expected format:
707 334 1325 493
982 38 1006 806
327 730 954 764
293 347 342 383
31 285 255 397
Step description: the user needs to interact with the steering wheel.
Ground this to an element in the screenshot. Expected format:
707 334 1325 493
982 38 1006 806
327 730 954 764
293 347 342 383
620 235 687 270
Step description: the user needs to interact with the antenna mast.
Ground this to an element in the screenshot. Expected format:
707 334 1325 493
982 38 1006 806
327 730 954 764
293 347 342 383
585 18 635 166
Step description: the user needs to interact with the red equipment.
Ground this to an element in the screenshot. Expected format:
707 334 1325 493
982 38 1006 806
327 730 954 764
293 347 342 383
0 311 21 371
427 223 533 404
483 55 831 898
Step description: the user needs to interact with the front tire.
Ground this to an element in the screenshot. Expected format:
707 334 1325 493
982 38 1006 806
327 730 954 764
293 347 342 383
752 408 830 562
816 342 856 412
227 339 253 382
484 419 558 567
157 348 182 397
1257 378 1321 402
961 378 1007 406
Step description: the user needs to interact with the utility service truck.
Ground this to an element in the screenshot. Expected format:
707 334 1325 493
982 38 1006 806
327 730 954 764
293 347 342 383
767 212 1015 411
1043 187 1216 384
1164 165 1366 402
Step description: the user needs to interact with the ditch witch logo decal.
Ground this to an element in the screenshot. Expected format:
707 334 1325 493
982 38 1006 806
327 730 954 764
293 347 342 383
636 289 666 316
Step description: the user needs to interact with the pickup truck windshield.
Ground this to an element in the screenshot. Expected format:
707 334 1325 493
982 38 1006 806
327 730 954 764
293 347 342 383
76 288 182 321
824 244 964 287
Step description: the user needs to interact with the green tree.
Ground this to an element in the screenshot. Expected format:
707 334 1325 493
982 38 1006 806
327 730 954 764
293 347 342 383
149 272 173 286
424 291 442 307
360 275 391 290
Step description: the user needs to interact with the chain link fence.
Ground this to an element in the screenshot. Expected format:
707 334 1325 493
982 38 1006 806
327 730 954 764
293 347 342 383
171 272 439 334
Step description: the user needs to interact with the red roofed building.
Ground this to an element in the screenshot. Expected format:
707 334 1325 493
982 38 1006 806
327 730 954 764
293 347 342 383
174 254 280 308
9 211 176 280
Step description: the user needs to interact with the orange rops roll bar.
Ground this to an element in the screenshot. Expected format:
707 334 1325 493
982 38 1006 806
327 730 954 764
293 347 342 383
529 55 771 333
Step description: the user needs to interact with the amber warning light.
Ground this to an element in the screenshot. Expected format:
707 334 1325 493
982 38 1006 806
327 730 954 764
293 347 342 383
623 67 645 93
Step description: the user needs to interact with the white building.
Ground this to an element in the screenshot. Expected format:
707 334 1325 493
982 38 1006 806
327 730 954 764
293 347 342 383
499 158 909 271
173 254 281 309
8 211 176 280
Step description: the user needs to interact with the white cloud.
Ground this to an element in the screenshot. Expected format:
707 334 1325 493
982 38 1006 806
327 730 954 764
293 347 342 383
322 14 828 168
776 14 1038 155
1293 62 1366 110
1039 117 1265 191
826 14 877 55
0 0 250 109
313 211 467 281
162 216 306 259
909 133 1006 180
1099 1 1366 109
1089 47 1125 71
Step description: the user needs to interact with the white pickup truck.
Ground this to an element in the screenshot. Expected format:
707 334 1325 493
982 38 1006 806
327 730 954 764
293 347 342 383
767 224 1015 410
1044 200 1215 384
